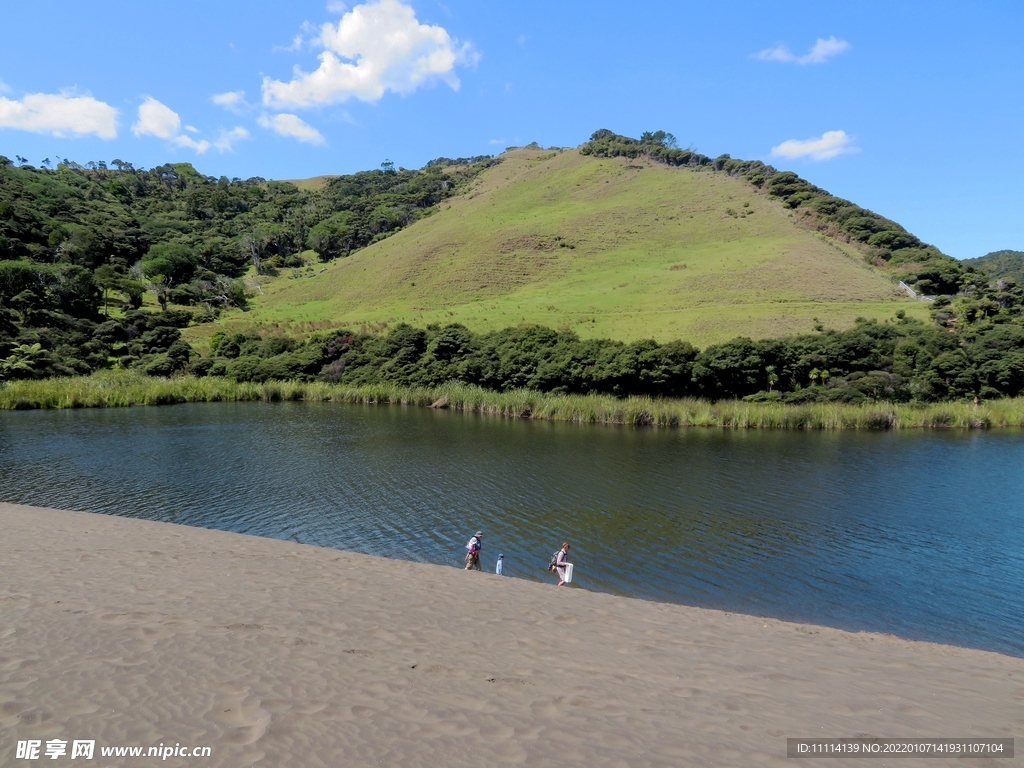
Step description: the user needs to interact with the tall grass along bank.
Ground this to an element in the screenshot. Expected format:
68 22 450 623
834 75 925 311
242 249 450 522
2 373 1021 429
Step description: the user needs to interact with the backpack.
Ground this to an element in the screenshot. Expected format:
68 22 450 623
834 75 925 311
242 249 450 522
547 550 560 572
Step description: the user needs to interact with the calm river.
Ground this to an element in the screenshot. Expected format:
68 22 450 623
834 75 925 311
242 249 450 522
1 402 1022 656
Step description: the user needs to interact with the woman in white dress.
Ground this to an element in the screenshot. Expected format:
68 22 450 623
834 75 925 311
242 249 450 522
554 542 571 586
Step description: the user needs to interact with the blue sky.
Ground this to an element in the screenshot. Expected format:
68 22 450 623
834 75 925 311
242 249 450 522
1 0 1020 259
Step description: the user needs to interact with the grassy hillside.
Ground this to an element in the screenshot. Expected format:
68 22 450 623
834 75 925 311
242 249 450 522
4 140 1019 393
964 250 1024 286
196 148 925 347
282 175 340 192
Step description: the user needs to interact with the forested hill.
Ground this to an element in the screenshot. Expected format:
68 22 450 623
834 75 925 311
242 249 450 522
0 154 494 302
0 154 492 376
234 133 1020 347
0 135 1022 402
964 250 1024 287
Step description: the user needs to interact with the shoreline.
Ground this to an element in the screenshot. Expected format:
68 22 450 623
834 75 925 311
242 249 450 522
2 502 1020 767
4 498 1017 660
3 371 1023 428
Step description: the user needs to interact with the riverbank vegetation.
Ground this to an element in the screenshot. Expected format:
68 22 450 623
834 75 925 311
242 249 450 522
2 312 1024 403
2 372 1021 428
187 315 1024 403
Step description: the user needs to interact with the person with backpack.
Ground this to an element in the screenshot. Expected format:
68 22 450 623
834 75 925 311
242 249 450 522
464 531 483 570
549 542 572 586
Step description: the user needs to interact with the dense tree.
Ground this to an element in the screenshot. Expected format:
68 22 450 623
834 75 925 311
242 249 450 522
964 250 1024 287
179 316 1024 403
2 140 1023 399
0 153 497 379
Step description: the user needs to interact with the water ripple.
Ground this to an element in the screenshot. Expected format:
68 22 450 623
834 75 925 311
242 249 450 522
1 403 1023 656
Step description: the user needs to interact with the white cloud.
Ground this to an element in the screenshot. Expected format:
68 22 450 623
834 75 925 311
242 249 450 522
0 91 118 139
173 135 211 154
755 36 850 65
258 113 326 145
276 34 305 53
214 126 251 152
770 130 857 161
133 97 214 154
262 0 477 108
274 22 319 54
211 90 250 113
133 97 181 139
0 78 11 95
326 1 348 13
488 138 506 145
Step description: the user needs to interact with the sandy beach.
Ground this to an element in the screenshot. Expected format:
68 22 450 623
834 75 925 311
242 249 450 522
1 502 1020 767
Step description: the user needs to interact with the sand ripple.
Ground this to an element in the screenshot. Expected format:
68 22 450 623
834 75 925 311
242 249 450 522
0 503 1020 767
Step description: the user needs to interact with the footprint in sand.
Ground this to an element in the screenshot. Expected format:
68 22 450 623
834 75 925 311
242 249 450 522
128 625 174 641
3 677 38 691
0 700 28 727
0 655 31 672
283 637 318 647
669 686 706 698
98 655 148 667
347 704 386 721
290 699 330 715
98 611 160 623
209 690 271 745
12 706 54 727
530 698 566 719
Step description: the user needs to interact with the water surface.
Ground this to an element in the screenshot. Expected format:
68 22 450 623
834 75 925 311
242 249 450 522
1 402 1022 656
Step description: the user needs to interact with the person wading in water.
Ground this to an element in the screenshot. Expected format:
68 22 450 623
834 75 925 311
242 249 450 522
553 542 571 586
465 531 483 570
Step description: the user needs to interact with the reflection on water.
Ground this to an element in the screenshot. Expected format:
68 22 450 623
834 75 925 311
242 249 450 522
1 402 1022 656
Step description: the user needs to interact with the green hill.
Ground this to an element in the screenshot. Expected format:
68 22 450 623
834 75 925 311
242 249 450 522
281 175 340 192
203 146 928 347
3 139 1023 401
964 250 1024 286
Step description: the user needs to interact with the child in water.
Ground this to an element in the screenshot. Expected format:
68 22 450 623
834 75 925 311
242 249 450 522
464 531 483 570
